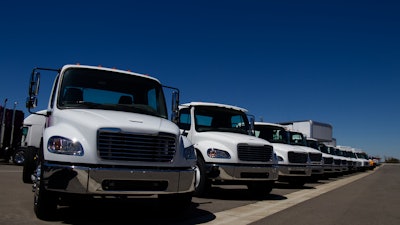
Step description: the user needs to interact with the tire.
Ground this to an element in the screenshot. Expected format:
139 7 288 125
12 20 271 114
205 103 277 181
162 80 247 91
193 154 211 197
247 181 274 198
22 147 37 184
34 150 59 220
13 148 25 165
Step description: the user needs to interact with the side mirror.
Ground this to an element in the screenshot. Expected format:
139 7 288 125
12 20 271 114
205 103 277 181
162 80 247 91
248 115 255 136
26 96 38 109
171 91 179 123
29 71 40 96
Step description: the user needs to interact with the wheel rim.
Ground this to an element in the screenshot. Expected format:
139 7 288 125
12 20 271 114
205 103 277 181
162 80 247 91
194 163 201 189
14 151 25 164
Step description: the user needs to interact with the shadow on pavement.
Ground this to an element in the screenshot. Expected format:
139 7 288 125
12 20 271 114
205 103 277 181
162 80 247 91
54 197 215 225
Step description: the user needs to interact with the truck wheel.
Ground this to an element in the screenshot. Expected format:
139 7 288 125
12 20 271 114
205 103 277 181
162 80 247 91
22 147 37 184
34 162 59 220
193 155 211 197
13 148 25 165
247 181 274 198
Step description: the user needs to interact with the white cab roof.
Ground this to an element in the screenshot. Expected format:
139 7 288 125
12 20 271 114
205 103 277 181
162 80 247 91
180 102 248 113
254 121 287 129
61 64 161 83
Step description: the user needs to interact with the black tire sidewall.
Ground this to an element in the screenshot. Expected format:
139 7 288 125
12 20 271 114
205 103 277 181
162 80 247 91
22 147 37 183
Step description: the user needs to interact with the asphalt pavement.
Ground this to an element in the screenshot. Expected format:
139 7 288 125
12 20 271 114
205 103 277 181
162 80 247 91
250 163 400 225
1 159 398 225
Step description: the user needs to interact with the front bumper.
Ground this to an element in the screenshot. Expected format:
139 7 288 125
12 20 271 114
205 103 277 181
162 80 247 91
278 164 312 177
310 164 324 175
205 163 279 181
323 165 335 173
41 162 195 195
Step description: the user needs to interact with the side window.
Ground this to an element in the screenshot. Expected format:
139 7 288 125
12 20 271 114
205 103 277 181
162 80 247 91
147 88 157 111
231 115 243 128
21 127 29 143
178 108 191 130
196 115 212 127
272 130 279 141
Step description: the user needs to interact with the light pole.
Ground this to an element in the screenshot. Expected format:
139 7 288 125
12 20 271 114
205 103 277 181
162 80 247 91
0 98 8 149
10 101 18 147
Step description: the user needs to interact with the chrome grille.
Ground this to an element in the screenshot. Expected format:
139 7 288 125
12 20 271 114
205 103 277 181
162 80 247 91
323 157 333 165
98 129 176 162
309 152 322 162
288 151 308 163
237 144 273 162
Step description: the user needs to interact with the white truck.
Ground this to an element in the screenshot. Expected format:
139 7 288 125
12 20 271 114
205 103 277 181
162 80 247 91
306 137 335 177
284 130 324 179
279 120 333 142
336 145 358 173
325 144 349 175
254 122 311 187
353 149 372 171
24 64 197 220
177 102 278 197
19 110 46 182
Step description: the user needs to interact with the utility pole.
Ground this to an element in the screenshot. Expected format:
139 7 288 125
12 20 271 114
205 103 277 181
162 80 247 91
0 98 8 149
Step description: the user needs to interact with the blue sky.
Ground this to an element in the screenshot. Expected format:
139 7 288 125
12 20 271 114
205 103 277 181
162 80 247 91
1 0 399 159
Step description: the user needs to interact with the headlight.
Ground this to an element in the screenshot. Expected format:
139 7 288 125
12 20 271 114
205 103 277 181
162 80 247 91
47 136 84 156
277 156 284 161
207 148 231 159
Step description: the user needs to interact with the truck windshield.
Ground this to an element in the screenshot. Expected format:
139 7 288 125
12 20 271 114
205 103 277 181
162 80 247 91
307 140 319 150
288 132 307 146
58 68 168 119
254 125 288 143
193 106 249 134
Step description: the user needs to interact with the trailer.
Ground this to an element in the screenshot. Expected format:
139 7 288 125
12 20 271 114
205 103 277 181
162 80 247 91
0 104 24 163
279 120 333 142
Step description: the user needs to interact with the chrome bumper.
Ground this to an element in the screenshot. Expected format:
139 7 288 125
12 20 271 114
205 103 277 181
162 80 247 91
41 162 195 195
323 165 335 173
278 164 312 177
310 164 324 174
206 163 279 181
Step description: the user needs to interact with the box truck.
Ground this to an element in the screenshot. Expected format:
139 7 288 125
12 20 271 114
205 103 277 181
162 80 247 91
279 120 333 142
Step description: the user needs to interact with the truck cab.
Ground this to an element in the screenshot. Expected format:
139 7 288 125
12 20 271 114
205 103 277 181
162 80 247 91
25 64 197 220
18 110 46 182
336 145 358 173
354 150 371 171
325 144 349 175
254 122 312 187
285 130 324 179
178 102 278 197
306 137 335 177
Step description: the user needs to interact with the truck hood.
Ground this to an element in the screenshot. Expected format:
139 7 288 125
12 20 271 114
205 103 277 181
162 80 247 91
197 131 271 146
271 143 305 153
53 109 179 135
